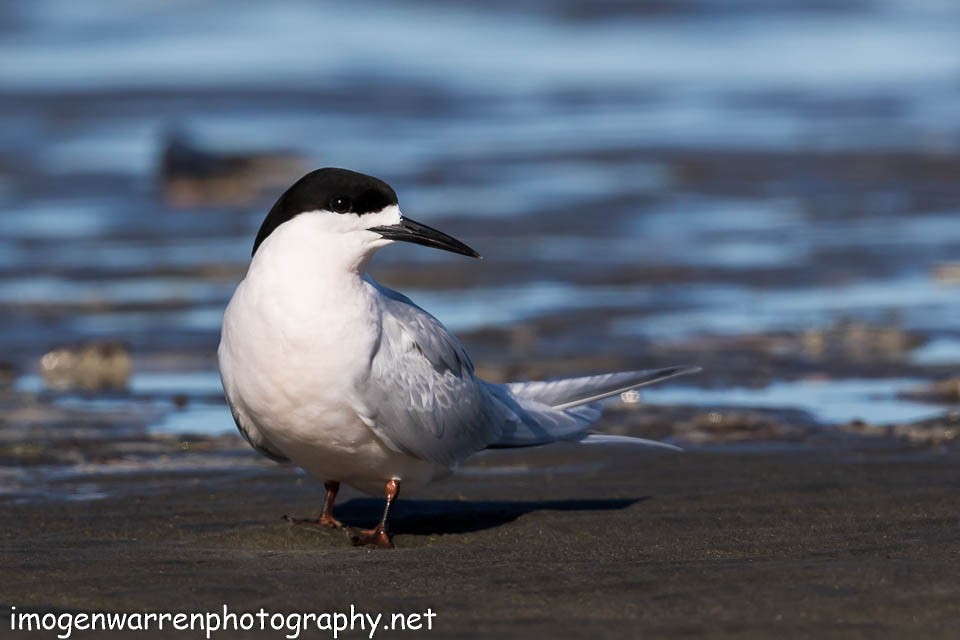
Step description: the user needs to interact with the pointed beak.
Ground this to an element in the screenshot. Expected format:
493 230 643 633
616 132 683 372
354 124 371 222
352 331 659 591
370 217 481 259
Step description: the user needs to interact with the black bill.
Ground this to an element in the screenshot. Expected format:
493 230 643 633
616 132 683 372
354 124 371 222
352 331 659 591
370 217 481 259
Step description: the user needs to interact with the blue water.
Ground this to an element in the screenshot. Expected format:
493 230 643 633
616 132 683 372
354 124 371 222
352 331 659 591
1 0 959 438
640 378 945 425
15 368 950 438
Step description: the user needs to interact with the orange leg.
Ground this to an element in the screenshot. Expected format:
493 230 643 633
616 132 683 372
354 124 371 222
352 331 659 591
318 481 343 528
350 479 400 549
283 480 342 528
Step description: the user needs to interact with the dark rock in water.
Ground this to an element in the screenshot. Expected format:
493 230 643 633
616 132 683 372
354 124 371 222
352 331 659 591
899 378 960 404
159 130 306 207
843 412 960 446
40 341 132 391
800 319 919 362
673 410 804 444
895 413 960 446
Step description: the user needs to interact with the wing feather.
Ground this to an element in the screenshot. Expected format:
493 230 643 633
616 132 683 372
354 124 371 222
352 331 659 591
356 281 503 467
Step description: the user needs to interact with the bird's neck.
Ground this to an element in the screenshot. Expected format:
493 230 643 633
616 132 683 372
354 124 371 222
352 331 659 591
244 221 380 319
252 215 376 275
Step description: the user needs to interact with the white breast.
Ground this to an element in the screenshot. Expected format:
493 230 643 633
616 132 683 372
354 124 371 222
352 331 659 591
217 213 445 494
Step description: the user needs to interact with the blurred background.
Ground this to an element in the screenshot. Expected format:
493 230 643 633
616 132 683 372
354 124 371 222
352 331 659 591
1 0 959 502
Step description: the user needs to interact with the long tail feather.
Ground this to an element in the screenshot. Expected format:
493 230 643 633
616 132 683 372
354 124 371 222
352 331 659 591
507 365 700 410
488 365 699 448
576 434 682 452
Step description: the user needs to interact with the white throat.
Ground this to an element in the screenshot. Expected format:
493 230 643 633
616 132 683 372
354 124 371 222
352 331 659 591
250 205 402 277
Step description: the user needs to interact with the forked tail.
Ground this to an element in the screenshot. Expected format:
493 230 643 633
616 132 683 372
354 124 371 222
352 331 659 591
487 365 700 448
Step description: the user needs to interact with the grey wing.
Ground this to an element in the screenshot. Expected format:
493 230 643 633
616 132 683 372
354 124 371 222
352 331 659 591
356 282 504 468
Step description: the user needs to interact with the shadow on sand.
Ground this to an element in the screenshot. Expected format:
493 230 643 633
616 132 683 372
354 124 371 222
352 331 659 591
323 497 648 536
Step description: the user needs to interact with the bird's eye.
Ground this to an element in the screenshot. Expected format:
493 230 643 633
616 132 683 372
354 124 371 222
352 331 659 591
329 196 353 214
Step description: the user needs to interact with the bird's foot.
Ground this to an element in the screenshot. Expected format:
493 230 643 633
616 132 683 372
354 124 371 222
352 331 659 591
282 514 344 529
319 513 344 529
348 526 393 549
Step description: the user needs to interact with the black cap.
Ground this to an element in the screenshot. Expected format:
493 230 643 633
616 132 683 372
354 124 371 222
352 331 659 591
253 168 398 256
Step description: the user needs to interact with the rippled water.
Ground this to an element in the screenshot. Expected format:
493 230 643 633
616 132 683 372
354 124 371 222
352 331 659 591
2 0 959 442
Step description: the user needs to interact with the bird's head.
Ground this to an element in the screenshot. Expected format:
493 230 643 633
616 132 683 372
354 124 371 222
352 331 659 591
252 168 481 266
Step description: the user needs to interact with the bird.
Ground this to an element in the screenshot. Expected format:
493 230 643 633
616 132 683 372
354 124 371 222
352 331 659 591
218 167 699 548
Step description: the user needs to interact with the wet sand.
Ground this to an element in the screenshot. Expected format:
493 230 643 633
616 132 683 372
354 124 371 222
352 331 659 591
3 445 959 638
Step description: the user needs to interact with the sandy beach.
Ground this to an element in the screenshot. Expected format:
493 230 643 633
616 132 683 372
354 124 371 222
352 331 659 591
3 443 958 638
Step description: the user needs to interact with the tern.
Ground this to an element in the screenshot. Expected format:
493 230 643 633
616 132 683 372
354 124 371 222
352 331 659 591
219 168 698 548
